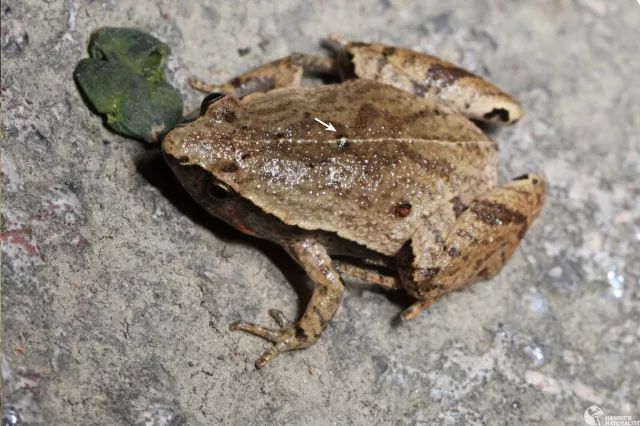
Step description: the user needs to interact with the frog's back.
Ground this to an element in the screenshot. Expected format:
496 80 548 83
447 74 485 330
164 80 497 255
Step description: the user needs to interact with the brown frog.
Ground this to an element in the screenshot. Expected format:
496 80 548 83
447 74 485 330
161 36 546 369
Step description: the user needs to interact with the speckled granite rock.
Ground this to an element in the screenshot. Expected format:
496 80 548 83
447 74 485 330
2 1 639 424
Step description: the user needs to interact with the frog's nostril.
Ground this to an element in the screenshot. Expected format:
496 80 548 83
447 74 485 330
200 92 226 115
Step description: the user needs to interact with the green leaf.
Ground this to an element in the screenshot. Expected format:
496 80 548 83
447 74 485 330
88 27 171 83
75 58 182 142
74 27 183 143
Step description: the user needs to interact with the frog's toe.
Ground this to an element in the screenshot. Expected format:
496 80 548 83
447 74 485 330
229 309 294 341
229 320 285 342
254 328 315 368
255 342 289 369
229 321 300 368
400 298 437 321
268 309 293 328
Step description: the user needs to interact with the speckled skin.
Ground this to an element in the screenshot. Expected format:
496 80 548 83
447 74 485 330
163 47 546 368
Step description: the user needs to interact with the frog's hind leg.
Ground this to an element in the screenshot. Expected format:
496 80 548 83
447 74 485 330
323 34 523 125
399 174 546 321
230 237 344 368
189 54 339 98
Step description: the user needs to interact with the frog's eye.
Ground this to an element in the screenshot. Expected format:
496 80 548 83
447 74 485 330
210 181 233 199
200 92 225 115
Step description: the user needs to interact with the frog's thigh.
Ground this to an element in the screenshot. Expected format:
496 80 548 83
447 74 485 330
354 47 523 125
189 54 338 97
402 175 546 320
230 237 345 368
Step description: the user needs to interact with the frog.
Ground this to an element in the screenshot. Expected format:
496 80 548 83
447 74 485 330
161 35 546 369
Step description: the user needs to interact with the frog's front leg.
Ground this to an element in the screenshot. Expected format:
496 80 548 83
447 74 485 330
399 174 546 320
230 237 344 368
190 53 338 98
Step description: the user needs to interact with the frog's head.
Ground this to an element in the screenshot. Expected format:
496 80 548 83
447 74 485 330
161 92 244 185
161 95 270 236
161 91 239 161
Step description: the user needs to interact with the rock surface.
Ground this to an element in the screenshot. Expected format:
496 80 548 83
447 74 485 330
2 1 639 424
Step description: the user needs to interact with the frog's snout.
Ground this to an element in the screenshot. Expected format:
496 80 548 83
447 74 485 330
160 130 174 155
160 127 188 163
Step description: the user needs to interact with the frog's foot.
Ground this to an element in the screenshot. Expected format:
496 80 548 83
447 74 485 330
231 238 345 369
229 309 315 369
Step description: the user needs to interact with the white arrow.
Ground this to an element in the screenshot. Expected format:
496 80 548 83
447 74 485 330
314 117 336 132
